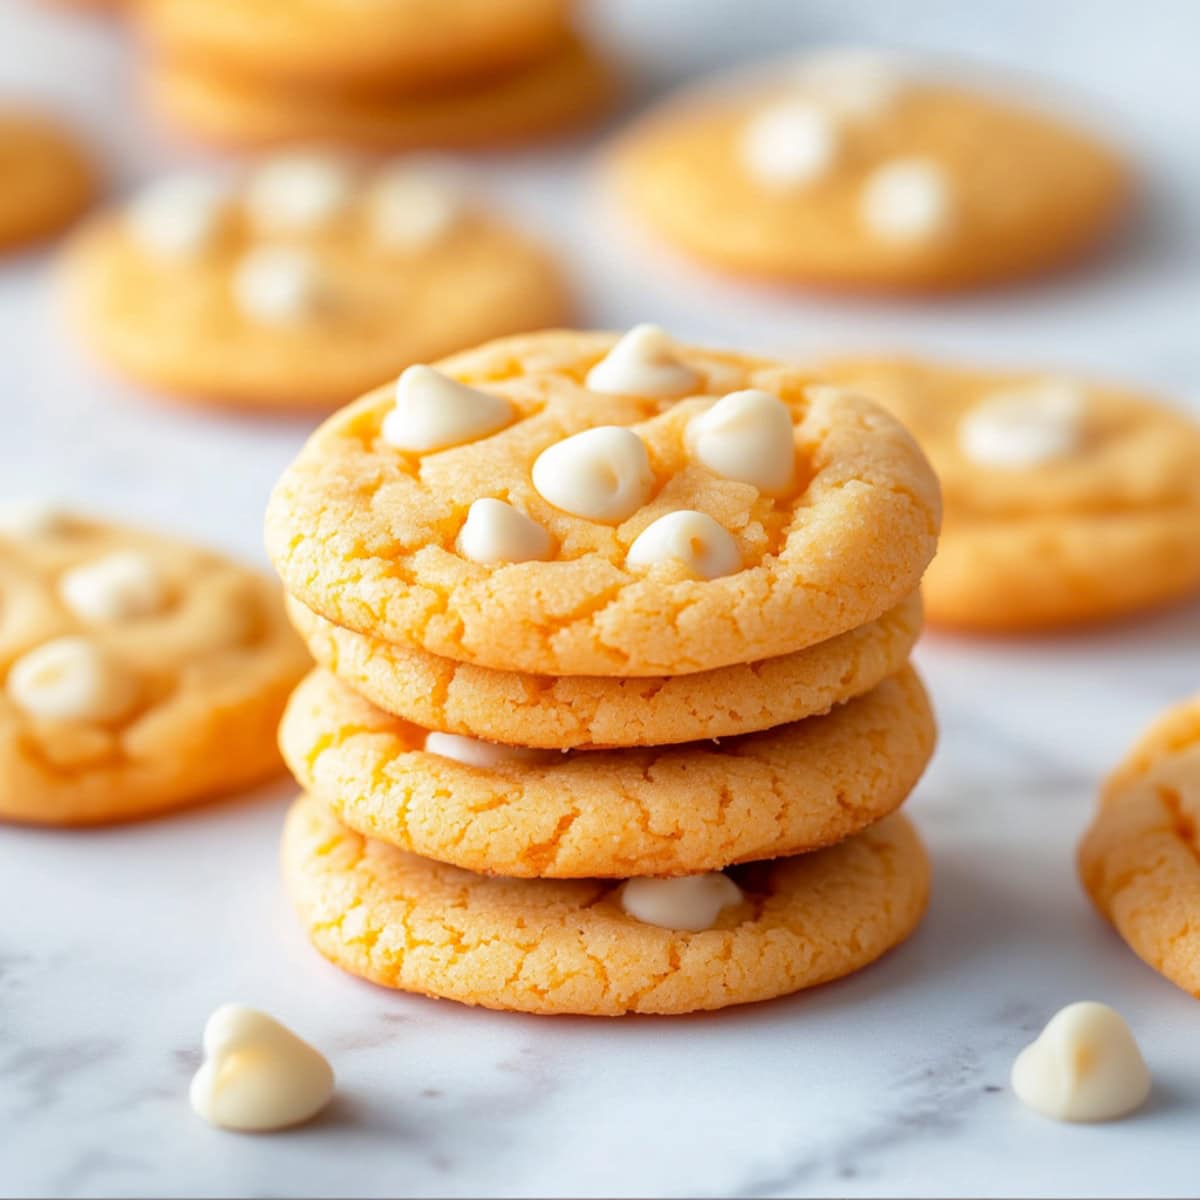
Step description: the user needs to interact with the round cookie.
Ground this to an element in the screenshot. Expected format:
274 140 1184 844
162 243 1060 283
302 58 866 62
62 157 568 410
0 505 309 825
286 591 923 748
140 0 570 94
265 329 940 675
0 111 95 253
145 35 615 152
607 50 1128 291
1079 695 1200 998
816 358 1200 630
283 794 930 1015
281 664 935 878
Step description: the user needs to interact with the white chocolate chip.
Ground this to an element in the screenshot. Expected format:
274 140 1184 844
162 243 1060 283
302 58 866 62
860 157 953 243
687 388 796 495
369 166 462 250
626 510 741 580
620 872 743 932
7 636 138 723
456 498 552 565
244 154 354 235
382 365 513 453
423 730 557 768
231 246 327 325
740 98 840 189
958 379 1085 468
1011 1002 1150 1123
532 426 655 523
791 48 906 119
126 173 231 259
585 325 700 398
0 499 71 538
60 551 167 623
190 1004 334 1133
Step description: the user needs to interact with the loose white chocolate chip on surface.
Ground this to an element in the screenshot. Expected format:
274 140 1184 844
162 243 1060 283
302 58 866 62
423 730 557 768
958 380 1086 468
626 510 741 579
127 174 230 259
687 388 796 495
7 636 138 723
0 499 70 538
620 872 744 932
370 167 462 249
244 154 354 234
532 426 655 522
232 246 327 325
456 498 553 565
585 325 700 398
1011 1002 1150 1123
860 157 953 243
190 1004 334 1133
60 550 167 623
382 365 513 452
740 98 840 188
791 48 905 119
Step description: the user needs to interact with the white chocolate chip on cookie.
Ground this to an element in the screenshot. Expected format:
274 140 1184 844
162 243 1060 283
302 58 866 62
626 510 741 579
245 154 354 235
860 157 953 242
741 98 840 189
382 366 513 453
369 167 462 250
423 731 557 768
585 325 700 398
1011 1002 1150 1123
532 426 655 522
232 246 328 325
687 388 797 495
620 872 744 932
457 498 553 565
958 379 1085 468
0 499 71 539
127 173 231 259
7 636 139 723
190 1004 334 1133
60 550 167 623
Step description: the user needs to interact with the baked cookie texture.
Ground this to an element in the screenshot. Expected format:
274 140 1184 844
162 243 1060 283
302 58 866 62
145 35 615 152
281 665 935 878
139 0 571 93
285 591 923 748
1079 696 1200 998
283 794 931 1016
607 51 1128 291
62 159 569 410
0 111 95 253
265 330 940 675
0 509 309 825
816 358 1200 630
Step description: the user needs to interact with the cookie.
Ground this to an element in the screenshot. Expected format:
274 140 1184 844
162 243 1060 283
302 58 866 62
265 328 940 675
286 590 922 748
140 0 570 94
145 35 615 152
816 358 1200 630
281 664 934 878
282 793 930 1015
607 50 1128 291
0 111 95 253
1079 695 1200 998
0 505 309 825
62 157 568 410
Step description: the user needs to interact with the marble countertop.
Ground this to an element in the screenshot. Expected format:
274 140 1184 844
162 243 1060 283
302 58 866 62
2 2 1199 1196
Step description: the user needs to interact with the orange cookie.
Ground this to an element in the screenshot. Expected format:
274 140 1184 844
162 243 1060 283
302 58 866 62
283 793 930 1015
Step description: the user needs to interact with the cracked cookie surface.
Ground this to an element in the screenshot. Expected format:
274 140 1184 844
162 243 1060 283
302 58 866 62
282 793 930 1015
265 330 939 676
817 358 1200 630
1079 694 1200 998
0 510 309 825
285 590 923 748
281 664 934 877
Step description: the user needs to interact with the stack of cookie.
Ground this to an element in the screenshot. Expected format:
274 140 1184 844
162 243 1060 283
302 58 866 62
265 327 943 1016
135 0 615 151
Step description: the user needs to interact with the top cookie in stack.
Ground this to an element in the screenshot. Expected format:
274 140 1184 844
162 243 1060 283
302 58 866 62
137 0 616 150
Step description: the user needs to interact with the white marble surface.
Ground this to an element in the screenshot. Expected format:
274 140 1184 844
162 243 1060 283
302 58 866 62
3 2 1200 1196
